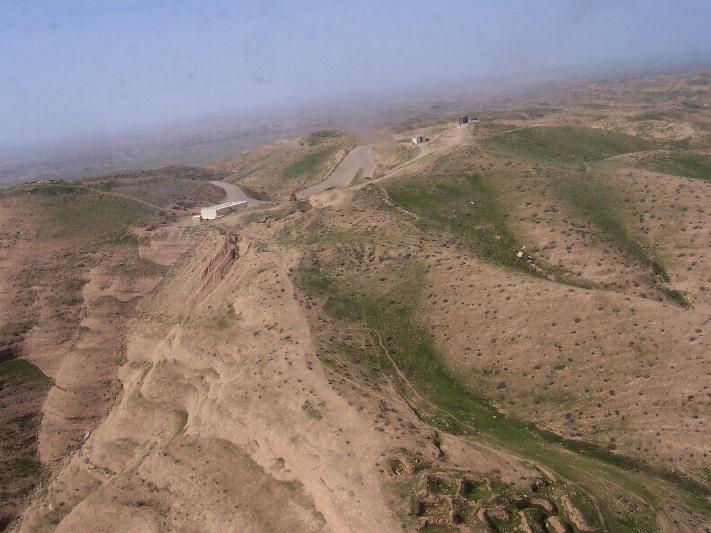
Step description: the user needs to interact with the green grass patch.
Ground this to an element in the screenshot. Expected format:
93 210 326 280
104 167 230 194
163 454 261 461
428 476 456 495
282 146 338 181
151 178 222 206
662 288 690 308
329 340 381 374
237 183 273 201
0 359 51 384
630 110 685 122
231 162 268 181
485 126 655 162
238 205 296 230
373 144 418 177
3 457 42 477
37 188 158 241
639 152 711 181
14 414 41 431
386 170 535 275
513 105 562 117
384 163 595 288
682 101 705 111
302 228 363 246
463 480 490 501
105 228 140 245
477 122 518 134
556 175 670 282
93 165 226 183
28 182 85 196
296 262 710 531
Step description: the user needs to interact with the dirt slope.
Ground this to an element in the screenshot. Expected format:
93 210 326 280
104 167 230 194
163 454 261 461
19 227 395 531
0 174 224 530
297 145 375 198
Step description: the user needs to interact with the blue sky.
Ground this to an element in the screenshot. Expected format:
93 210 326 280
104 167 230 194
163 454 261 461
1 0 710 147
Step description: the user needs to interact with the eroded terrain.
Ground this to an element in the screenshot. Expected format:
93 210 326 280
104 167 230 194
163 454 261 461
3 69 711 532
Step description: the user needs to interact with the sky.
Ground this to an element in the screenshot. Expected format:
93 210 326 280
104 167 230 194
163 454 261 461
1 0 711 148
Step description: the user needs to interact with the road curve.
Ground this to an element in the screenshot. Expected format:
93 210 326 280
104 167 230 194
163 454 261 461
209 180 268 207
297 145 374 199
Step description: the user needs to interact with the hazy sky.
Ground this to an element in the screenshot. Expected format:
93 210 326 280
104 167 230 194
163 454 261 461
2 0 711 148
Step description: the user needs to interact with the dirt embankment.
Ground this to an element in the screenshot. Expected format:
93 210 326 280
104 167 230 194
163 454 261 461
19 227 397 532
0 182 204 530
38 247 164 467
0 199 95 528
0 239 165 530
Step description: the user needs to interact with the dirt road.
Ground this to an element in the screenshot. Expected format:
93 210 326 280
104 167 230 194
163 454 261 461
209 180 268 207
360 123 471 189
297 145 374 199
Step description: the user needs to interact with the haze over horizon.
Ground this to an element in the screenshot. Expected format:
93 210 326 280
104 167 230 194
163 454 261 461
2 0 711 149
5 3 711 530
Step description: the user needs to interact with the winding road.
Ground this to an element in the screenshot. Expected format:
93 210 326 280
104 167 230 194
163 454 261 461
209 180 268 207
209 144 375 207
297 145 375 199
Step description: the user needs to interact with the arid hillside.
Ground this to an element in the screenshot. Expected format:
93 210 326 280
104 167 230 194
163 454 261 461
0 173 224 529
2 69 711 532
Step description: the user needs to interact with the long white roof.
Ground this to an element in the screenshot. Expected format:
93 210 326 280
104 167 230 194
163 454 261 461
203 200 247 210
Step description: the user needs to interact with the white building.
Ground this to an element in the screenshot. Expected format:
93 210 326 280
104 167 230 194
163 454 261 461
411 135 426 144
200 200 247 220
